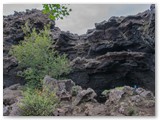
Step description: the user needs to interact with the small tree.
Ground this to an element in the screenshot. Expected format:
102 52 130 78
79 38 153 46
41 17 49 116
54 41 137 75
10 23 71 88
42 4 72 20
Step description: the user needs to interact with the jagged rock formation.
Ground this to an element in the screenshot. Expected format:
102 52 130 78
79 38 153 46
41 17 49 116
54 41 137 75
55 5 155 95
3 5 155 98
3 78 155 116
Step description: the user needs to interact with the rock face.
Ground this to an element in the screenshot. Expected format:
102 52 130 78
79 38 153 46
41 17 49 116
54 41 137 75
55 5 155 95
3 5 155 96
3 9 60 88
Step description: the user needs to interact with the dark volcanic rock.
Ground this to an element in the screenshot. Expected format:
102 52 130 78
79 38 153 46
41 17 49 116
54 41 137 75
55 5 155 94
3 9 60 87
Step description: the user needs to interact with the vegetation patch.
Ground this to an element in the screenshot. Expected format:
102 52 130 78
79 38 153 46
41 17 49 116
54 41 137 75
10 23 71 89
19 87 59 116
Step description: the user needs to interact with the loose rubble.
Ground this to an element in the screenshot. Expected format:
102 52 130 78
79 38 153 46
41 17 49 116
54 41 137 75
3 77 155 116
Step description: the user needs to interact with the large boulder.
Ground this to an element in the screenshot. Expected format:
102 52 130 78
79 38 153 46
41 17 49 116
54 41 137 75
3 84 22 116
73 88 97 106
43 75 75 101
3 84 22 106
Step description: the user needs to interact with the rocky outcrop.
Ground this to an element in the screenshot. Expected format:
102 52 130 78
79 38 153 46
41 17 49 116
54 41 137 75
3 84 22 116
52 79 155 116
3 5 155 97
41 77 155 116
4 77 155 116
3 9 60 87
55 5 155 95
103 86 155 116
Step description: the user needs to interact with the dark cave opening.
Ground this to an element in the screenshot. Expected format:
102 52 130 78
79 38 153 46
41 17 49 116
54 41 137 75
96 79 145 103
69 70 152 103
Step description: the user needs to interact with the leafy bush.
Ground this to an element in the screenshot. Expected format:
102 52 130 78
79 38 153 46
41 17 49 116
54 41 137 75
10 23 71 88
42 4 72 20
19 87 59 116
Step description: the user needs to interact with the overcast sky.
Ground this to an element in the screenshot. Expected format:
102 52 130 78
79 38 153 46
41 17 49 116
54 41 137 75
3 4 150 35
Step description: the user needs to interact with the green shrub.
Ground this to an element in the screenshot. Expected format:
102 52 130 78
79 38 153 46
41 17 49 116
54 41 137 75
10 23 71 88
19 87 59 116
42 4 72 20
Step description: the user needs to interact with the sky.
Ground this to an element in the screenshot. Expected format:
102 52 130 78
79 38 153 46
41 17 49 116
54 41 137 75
3 4 150 35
